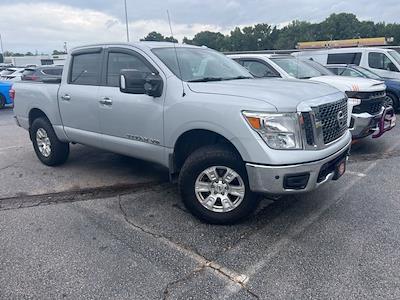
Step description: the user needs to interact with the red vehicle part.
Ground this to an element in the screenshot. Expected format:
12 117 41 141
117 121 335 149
372 106 396 138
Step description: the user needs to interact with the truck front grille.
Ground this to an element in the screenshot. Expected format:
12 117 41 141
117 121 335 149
348 91 385 115
302 112 315 146
313 98 348 144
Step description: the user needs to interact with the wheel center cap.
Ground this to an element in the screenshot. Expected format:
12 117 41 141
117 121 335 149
214 182 226 194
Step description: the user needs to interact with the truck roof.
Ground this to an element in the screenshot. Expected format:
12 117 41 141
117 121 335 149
70 41 202 52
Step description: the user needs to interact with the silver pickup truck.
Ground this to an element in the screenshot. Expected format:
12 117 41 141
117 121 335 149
12 42 352 224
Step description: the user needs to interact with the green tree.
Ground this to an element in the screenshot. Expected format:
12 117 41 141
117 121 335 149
186 31 227 51
141 31 165 42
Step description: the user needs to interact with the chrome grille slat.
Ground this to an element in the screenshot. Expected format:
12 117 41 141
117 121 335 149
313 98 348 145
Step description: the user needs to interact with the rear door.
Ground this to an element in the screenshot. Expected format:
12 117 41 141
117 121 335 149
97 47 166 164
58 47 103 146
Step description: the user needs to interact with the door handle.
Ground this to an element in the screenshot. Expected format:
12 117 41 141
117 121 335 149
61 94 71 101
99 97 113 106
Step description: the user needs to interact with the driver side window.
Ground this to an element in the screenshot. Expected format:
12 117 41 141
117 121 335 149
368 52 399 72
106 52 152 87
242 60 279 78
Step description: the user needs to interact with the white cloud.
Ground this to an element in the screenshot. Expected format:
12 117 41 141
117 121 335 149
0 2 225 53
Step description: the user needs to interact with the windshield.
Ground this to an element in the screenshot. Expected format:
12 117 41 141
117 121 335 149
152 47 252 82
271 57 323 79
388 50 400 65
302 60 334 75
353 66 382 80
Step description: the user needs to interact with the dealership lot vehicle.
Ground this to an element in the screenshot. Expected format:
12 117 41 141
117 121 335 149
327 64 400 111
0 67 25 81
0 81 13 109
21 66 63 82
229 53 395 139
294 47 400 80
13 42 351 224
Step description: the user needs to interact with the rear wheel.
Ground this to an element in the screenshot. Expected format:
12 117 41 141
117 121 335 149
178 144 260 224
0 95 5 109
31 118 70 166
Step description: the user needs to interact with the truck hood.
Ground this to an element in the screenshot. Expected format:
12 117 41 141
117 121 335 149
309 76 386 92
187 78 343 111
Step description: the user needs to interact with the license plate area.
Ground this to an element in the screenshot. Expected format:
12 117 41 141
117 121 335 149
333 158 346 180
317 151 349 183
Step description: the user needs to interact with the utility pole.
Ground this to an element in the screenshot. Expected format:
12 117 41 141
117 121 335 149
124 0 130 42
0 33 4 54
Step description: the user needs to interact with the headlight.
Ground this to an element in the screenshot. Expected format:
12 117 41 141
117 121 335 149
348 98 361 106
243 111 302 150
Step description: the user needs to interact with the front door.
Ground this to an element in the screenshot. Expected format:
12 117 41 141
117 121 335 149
97 47 165 164
58 48 103 147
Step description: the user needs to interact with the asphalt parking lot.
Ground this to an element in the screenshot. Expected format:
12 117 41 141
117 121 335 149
1 107 399 299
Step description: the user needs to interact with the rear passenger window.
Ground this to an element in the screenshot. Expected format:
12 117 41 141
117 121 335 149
69 52 101 85
368 52 399 71
327 53 361 65
106 52 152 87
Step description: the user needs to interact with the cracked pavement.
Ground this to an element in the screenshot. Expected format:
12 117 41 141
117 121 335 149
1 108 400 299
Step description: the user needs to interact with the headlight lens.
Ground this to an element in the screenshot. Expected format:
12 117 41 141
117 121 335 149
243 111 302 150
348 98 361 106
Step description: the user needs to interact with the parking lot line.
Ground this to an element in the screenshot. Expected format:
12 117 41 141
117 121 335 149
219 138 400 298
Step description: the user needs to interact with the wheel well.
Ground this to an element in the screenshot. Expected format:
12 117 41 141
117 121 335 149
29 108 49 127
172 129 242 173
28 109 50 140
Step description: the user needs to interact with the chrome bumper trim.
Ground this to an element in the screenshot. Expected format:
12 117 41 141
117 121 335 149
246 138 351 195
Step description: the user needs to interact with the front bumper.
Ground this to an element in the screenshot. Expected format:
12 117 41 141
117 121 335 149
350 107 384 139
246 138 351 195
350 106 396 139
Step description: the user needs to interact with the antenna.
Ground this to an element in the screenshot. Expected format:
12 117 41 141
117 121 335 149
167 10 186 97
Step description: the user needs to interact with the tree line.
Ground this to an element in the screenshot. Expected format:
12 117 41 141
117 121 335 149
141 13 400 51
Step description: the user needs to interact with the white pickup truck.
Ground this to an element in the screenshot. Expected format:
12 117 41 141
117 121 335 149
229 54 396 139
13 42 351 224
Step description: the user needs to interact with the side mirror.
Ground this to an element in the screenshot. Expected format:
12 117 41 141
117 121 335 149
120 69 163 97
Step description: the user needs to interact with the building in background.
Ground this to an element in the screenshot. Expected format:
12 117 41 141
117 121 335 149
3 54 67 66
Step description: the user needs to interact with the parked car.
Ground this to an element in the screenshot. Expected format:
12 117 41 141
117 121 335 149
294 48 400 80
0 67 25 81
12 42 352 224
0 81 13 109
21 66 63 82
326 64 400 112
229 53 395 139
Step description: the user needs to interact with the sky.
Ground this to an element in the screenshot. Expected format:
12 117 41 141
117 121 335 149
1 0 400 53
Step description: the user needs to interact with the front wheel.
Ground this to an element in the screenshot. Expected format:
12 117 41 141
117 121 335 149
178 145 260 224
31 118 70 166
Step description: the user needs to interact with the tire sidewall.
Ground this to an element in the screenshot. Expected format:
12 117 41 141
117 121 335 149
386 92 399 112
179 147 258 224
31 118 69 166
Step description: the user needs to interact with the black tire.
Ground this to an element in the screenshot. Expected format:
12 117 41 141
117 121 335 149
31 118 70 166
178 144 260 224
0 94 5 109
386 92 399 113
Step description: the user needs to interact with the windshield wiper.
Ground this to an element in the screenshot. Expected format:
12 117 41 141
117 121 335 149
187 77 223 82
298 76 312 79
